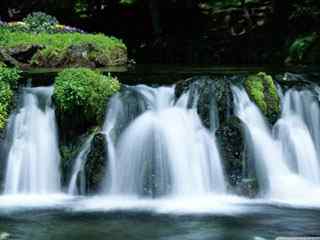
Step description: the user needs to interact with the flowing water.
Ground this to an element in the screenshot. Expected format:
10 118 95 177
232 85 320 201
4 87 61 195
68 135 94 195
2 78 320 239
103 85 226 197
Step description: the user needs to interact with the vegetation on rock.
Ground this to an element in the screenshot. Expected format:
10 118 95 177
0 29 127 68
244 72 280 123
53 68 120 139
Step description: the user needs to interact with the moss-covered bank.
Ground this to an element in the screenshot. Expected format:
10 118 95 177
0 31 127 68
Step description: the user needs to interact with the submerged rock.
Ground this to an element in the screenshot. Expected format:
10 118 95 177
244 72 280 123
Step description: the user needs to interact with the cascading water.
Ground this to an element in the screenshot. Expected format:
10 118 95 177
4 87 61 195
232 85 320 201
103 85 226 198
274 88 320 184
68 135 93 195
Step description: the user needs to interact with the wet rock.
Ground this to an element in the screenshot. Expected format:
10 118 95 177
236 178 258 198
175 75 233 130
216 116 245 186
84 133 108 194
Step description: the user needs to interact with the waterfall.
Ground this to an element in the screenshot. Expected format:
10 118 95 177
232 85 320 200
68 135 93 195
4 87 61 195
274 89 320 184
103 85 226 198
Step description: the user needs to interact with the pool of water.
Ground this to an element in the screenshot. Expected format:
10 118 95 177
0 196 319 240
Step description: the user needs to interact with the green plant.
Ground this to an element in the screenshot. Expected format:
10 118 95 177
23 12 59 33
0 81 13 129
0 66 21 129
0 67 21 89
53 68 121 132
289 33 317 62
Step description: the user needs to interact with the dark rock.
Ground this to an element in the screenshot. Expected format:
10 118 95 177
9 44 43 64
216 116 245 186
235 178 258 198
84 133 108 194
0 49 24 68
175 75 233 130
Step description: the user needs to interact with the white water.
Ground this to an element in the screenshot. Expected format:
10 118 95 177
68 135 93 195
104 85 226 198
4 87 61 195
233 86 320 201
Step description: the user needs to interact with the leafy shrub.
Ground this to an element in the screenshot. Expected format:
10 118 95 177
289 33 317 63
53 68 121 136
0 81 13 129
0 66 20 129
0 67 21 89
23 12 59 33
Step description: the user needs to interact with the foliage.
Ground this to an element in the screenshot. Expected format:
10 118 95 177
0 81 13 129
53 68 121 131
23 12 59 33
0 67 21 89
0 66 20 129
244 72 280 123
289 33 317 63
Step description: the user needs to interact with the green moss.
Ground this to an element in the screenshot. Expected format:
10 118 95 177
53 68 120 139
244 72 280 123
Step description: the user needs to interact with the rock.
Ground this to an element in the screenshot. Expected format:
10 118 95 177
175 75 233 130
216 116 244 186
64 43 97 67
0 49 24 68
0 45 43 68
236 178 258 198
244 72 280 124
8 44 43 64
84 133 108 193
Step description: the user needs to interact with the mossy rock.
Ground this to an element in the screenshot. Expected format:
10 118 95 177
84 133 108 194
244 72 280 123
53 68 121 141
0 31 127 68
